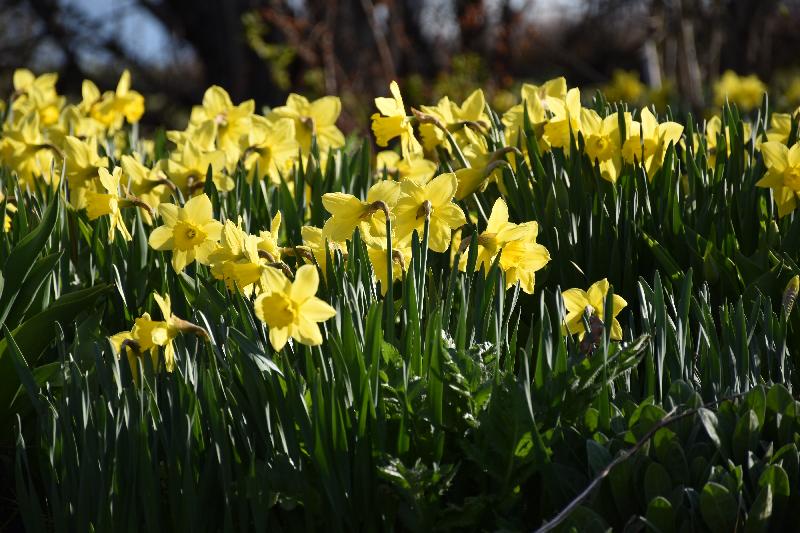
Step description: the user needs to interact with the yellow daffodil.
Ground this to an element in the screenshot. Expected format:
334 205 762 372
253 265 337 351
54 103 105 143
188 85 254 162
86 167 132 243
269 93 345 154
301 225 347 277
496 223 550 294
10 69 64 126
459 198 532 272
394 172 465 252
110 292 202 381
376 151 437 183
148 194 223 272
417 96 455 152
166 127 232 194
563 279 627 340
621 107 683 179
714 70 766 112
62 135 109 208
543 87 582 149
121 154 170 225
0 112 57 188
456 198 549 292
765 113 793 145
502 77 567 148
453 131 510 199
258 212 283 261
89 70 145 131
322 180 401 244
418 89 488 151
371 81 422 158
701 115 752 168
756 141 800 217
367 242 412 295
243 116 299 184
581 109 623 183
208 219 265 295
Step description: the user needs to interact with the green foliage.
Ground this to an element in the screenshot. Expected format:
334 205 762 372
4 94 800 531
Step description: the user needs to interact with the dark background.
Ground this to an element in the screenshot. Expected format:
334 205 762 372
2 0 800 132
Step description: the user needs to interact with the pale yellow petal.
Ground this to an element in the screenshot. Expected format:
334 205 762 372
148 225 174 250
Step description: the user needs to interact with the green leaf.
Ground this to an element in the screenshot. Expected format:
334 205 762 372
759 464 790 498
645 496 675 533
586 440 612 476
700 482 739 533
644 461 672 503
744 484 772 533
0 284 112 429
0 193 59 330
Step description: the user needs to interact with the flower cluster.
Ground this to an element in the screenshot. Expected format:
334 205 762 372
5 67 800 377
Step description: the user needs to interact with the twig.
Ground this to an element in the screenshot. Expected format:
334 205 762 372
534 391 748 533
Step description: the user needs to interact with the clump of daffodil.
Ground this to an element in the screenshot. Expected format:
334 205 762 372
453 130 516 200
85 167 133 243
502 77 567 148
455 132 522 200
371 81 422 158
394 172 465 252
580 109 624 183
62 135 109 208
254 265 337 351
376 151 437 182
243 116 299 184
621 107 683 179
417 89 488 152
148 194 223 273
110 292 206 381
322 180 401 245
84 70 145 132
543 87 583 150
756 141 800 217
269 93 345 154
562 279 627 340
56 97 105 143
713 70 766 112
187 85 254 163
9 69 64 126
0 111 58 189
456 198 549 293
166 122 233 194
208 218 266 296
